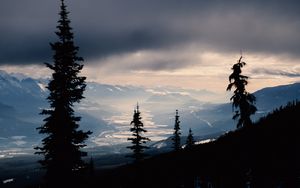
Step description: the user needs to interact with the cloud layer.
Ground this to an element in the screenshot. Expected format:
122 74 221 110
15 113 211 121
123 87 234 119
1 0 300 68
252 68 300 78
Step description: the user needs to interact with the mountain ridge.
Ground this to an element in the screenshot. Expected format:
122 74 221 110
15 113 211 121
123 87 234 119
1 70 300 153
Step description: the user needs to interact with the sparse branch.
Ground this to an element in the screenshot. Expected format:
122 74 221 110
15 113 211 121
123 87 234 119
227 56 257 128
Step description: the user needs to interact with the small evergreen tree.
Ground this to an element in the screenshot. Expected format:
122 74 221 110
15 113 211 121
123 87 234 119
172 110 181 151
185 128 195 150
226 56 257 128
35 0 91 186
127 104 150 162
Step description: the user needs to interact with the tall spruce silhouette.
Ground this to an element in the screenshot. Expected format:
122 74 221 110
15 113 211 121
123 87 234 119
226 56 257 128
127 104 150 162
35 0 91 186
185 128 195 150
172 110 181 151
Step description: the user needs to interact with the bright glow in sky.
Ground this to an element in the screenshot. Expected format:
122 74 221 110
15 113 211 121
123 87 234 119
1 50 299 94
1 0 300 93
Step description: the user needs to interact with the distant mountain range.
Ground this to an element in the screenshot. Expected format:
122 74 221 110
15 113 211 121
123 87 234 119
179 82 300 138
0 69 300 153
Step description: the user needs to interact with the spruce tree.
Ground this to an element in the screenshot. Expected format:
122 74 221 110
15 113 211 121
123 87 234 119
172 110 181 151
127 104 150 162
185 128 195 150
35 0 91 186
226 56 257 128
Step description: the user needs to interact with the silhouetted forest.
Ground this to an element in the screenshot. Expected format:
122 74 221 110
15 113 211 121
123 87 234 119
2 1 299 188
91 101 300 188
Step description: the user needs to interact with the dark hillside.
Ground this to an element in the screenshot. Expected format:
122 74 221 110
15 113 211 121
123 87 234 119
95 101 300 187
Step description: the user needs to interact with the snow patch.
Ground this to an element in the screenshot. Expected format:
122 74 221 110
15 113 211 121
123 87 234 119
37 82 47 92
3 178 14 184
107 88 113 92
12 140 27 146
195 139 215 145
153 142 167 149
114 86 124 91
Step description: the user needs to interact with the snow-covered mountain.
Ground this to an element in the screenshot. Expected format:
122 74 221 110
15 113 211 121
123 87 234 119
1 69 299 154
0 70 221 153
0 70 113 150
188 82 300 134
254 83 300 112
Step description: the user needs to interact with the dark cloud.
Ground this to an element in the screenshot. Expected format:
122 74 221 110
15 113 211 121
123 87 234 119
1 0 300 66
76 28 178 61
252 68 300 78
0 32 54 65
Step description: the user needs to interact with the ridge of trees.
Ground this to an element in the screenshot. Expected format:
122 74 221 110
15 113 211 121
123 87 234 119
94 101 300 187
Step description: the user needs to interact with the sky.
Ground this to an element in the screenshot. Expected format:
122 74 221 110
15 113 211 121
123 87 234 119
1 0 300 93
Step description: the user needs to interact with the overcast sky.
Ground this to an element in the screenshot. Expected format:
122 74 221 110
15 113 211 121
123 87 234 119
1 0 300 92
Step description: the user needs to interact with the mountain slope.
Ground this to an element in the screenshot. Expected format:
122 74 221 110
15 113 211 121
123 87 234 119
190 82 300 134
0 71 112 149
254 82 300 111
96 101 300 187
1 69 300 151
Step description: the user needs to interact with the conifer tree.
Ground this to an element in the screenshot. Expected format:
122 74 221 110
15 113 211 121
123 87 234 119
185 128 195 150
35 0 91 186
127 104 150 162
172 110 181 151
226 56 257 128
